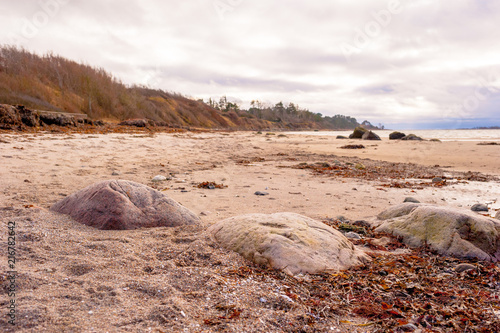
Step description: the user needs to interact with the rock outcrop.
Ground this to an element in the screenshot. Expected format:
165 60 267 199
0 104 21 129
208 212 370 275
375 204 500 262
0 104 96 129
362 130 381 140
51 180 200 230
349 126 367 139
402 134 424 141
389 131 406 140
118 119 149 127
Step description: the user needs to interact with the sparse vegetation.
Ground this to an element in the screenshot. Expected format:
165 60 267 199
0 46 377 130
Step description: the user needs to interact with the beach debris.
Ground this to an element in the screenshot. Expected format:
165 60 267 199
404 197 420 203
471 203 489 212
375 204 500 262
51 180 200 230
196 181 227 189
254 191 269 196
236 157 265 165
348 126 367 139
361 130 381 141
208 212 370 275
340 144 365 149
389 131 406 140
401 134 424 141
152 175 167 182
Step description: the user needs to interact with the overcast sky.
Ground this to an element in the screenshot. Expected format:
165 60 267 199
2 0 500 129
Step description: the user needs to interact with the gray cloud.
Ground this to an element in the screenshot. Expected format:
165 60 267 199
1 0 499 128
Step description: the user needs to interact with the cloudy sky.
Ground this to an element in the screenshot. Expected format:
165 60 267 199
2 0 500 129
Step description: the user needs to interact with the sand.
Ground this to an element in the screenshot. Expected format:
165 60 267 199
1 131 499 332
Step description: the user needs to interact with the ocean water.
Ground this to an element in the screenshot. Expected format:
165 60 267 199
285 129 500 142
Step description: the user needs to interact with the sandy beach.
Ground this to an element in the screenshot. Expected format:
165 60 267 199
1 130 499 332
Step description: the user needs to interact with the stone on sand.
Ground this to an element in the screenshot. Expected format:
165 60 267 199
349 126 367 139
51 180 200 230
208 213 370 275
375 204 500 262
389 131 406 140
404 197 420 203
402 134 424 141
361 130 381 141
471 203 488 212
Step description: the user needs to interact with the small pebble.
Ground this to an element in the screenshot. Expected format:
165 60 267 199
355 163 366 170
345 232 361 240
432 177 443 183
455 263 476 273
259 297 267 303
471 203 488 212
404 197 420 203
398 323 418 332
152 175 167 182
112 171 120 176
254 191 269 196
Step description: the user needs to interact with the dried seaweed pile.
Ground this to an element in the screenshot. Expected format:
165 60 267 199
286 160 496 188
218 226 500 332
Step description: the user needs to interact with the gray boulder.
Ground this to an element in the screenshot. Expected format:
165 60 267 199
208 213 370 275
362 130 381 141
471 204 488 212
51 180 200 230
375 204 500 262
389 131 406 140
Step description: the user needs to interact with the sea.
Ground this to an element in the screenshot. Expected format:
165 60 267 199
284 129 500 142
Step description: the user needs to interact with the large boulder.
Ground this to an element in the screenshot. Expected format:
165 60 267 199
349 126 367 139
19 107 40 127
361 130 381 141
375 204 500 262
402 134 423 141
39 113 76 127
51 180 200 230
208 213 370 275
389 131 406 140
